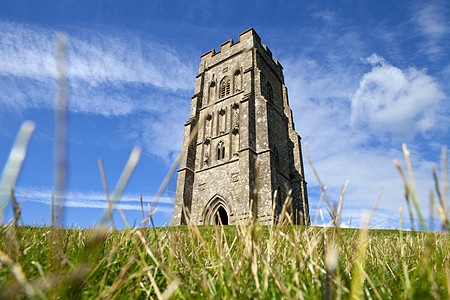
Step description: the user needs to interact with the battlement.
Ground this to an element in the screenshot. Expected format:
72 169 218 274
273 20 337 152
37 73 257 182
200 28 283 72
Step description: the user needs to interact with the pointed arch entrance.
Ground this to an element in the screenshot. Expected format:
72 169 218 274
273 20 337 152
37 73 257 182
204 196 229 225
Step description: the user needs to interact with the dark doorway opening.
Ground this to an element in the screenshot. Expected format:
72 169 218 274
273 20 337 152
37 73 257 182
214 206 228 225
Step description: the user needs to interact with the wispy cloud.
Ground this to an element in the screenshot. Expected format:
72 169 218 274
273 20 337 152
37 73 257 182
8 187 175 215
413 2 449 57
0 21 195 160
123 108 189 162
0 21 196 89
0 21 196 116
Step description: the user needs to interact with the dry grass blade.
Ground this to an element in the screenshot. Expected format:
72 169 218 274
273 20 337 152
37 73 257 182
402 144 426 229
441 146 448 211
314 191 325 226
153 112 208 223
349 212 370 300
305 143 335 220
0 121 35 221
324 240 338 300
0 250 36 298
336 180 349 227
393 158 416 230
117 207 130 228
367 188 383 227
150 153 181 214
140 194 145 225
147 267 164 300
10 187 24 227
100 146 142 225
161 277 180 300
53 34 69 226
50 35 69 274
98 158 114 227
432 146 449 230
111 146 142 201
399 206 411 293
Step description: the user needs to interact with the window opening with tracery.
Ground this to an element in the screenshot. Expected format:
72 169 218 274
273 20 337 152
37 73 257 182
217 141 225 160
220 77 231 98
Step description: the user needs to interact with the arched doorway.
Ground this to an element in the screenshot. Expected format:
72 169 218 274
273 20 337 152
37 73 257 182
204 196 230 225
214 206 228 225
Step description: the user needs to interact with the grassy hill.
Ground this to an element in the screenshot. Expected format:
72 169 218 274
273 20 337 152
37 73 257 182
0 223 448 299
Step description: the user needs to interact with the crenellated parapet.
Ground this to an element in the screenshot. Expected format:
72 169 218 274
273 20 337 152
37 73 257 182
198 28 283 81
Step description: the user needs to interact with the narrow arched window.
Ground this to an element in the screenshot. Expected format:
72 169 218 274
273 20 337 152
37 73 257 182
266 82 273 102
220 77 231 98
217 141 225 161
208 81 215 104
218 108 226 134
234 70 241 93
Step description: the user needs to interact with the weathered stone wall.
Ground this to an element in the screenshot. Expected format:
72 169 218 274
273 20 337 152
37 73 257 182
173 28 309 226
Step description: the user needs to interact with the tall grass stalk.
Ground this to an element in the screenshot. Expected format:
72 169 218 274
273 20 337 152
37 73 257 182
0 121 35 221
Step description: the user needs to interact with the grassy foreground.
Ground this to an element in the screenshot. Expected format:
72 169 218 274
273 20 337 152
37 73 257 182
0 222 448 299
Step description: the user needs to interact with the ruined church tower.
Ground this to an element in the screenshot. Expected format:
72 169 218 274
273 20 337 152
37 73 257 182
173 28 309 226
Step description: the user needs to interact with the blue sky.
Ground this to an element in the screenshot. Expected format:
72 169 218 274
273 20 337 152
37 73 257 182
0 0 448 229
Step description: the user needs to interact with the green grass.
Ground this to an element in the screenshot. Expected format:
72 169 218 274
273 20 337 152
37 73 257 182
0 224 448 299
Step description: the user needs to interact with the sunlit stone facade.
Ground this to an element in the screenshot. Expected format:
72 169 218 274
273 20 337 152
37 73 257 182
173 28 309 226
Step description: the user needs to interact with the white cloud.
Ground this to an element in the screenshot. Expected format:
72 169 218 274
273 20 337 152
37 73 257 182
8 186 174 214
122 99 189 161
0 21 194 160
413 2 449 57
310 9 337 24
281 18 449 229
283 51 447 230
416 4 448 37
0 21 196 89
0 21 196 116
351 53 447 138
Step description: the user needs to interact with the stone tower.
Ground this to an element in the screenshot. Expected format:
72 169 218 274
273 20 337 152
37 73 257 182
173 28 309 226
